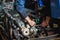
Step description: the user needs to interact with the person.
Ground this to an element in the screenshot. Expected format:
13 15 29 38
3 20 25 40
15 0 36 26
15 0 49 27
50 0 60 25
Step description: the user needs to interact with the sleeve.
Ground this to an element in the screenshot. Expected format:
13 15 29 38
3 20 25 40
15 0 28 18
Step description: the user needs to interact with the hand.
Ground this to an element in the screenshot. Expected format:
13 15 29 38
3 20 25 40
28 20 35 26
25 16 36 26
41 16 50 27
41 21 48 27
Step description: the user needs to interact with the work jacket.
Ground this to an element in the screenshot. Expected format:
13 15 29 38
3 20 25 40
15 0 43 18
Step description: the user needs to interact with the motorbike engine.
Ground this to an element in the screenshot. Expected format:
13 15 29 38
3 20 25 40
14 18 38 36
13 16 44 39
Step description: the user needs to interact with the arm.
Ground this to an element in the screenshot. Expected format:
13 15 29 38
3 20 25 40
15 0 35 26
15 0 28 18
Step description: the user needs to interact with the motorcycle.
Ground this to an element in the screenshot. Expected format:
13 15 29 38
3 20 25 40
0 0 58 40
